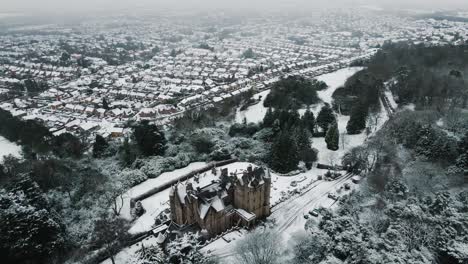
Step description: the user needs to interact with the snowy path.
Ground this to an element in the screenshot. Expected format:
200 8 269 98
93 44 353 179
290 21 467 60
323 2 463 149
0 136 21 162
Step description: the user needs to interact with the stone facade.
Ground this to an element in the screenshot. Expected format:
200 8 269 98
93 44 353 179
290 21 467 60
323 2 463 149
169 165 271 237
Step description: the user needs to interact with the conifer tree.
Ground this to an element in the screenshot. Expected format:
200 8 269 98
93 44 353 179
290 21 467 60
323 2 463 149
325 121 339 151
133 121 167 156
93 134 109 158
302 108 316 134
294 126 311 153
317 103 336 132
269 131 299 173
346 102 368 135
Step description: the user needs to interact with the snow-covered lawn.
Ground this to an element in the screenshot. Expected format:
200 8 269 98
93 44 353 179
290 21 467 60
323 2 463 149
0 136 21 162
236 67 364 124
120 162 207 232
235 90 270 124
316 67 364 106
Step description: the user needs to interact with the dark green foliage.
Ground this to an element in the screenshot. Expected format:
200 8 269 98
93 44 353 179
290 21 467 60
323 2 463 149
102 98 110 110
210 146 232 161
264 76 321 109
229 122 260 137
23 79 49 93
332 70 381 115
0 176 65 264
316 103 336 132
262 107 275 128
190 134 215 154
346 102 368 134
198 43 214 51
293 126 311 153
264 76 318 109
119 138 138 166
363 42 468 109
133 121 167 156
262 108 301 131
0 109 51 154
300 148 318 170
242 48 255 59
302 108 316 134
325 122 339 151
269 131 300 173
51 133 85 159
93 134 109 158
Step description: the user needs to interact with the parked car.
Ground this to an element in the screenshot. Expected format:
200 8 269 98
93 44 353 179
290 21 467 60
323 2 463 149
309 209 320 217
303 214 309 219
328 193 338 200
290 181 298 187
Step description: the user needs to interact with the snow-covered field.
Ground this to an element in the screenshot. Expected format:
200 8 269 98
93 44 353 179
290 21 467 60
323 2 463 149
235 90 270 124
0 136 21 162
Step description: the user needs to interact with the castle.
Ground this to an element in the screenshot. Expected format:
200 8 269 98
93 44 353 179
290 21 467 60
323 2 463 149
169 165 271 236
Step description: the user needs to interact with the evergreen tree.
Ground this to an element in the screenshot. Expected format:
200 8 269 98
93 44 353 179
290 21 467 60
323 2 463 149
120 138 137 166
346 102 368 135
263 107 275 128
317 103 336 132
294 126 311 153
133 121 167 156
0 176 65 264
302 108 316 133
269 131 299 173
93 134 109 158
102 98 110 110
325 121 339 151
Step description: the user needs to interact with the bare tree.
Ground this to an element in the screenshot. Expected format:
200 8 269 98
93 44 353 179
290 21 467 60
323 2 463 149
92 214 131 264
235 229 283 264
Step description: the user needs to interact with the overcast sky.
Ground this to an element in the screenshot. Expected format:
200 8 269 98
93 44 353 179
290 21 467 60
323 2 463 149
1 0 467 14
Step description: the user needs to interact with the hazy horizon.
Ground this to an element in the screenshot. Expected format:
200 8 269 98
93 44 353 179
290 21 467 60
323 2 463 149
1 0 468 15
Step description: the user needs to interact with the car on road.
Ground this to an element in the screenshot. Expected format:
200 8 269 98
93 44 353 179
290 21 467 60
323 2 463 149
309 209 320 217
328 193 338 200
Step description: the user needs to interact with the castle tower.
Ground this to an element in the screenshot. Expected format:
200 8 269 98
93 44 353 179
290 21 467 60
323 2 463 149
263 168 272 216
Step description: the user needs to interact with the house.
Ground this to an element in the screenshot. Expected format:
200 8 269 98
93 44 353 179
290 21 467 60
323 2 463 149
170 165 271 237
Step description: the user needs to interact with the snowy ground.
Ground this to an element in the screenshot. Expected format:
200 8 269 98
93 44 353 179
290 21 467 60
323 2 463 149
235 90 270 124
202 67 391 263
101 235 160 264
0 136 21 162
109 66 390 264
236 67 364 124
202 170 359 262
120 162 208 233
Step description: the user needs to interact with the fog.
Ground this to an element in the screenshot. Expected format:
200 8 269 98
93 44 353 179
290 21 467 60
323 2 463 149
1 0 468 15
